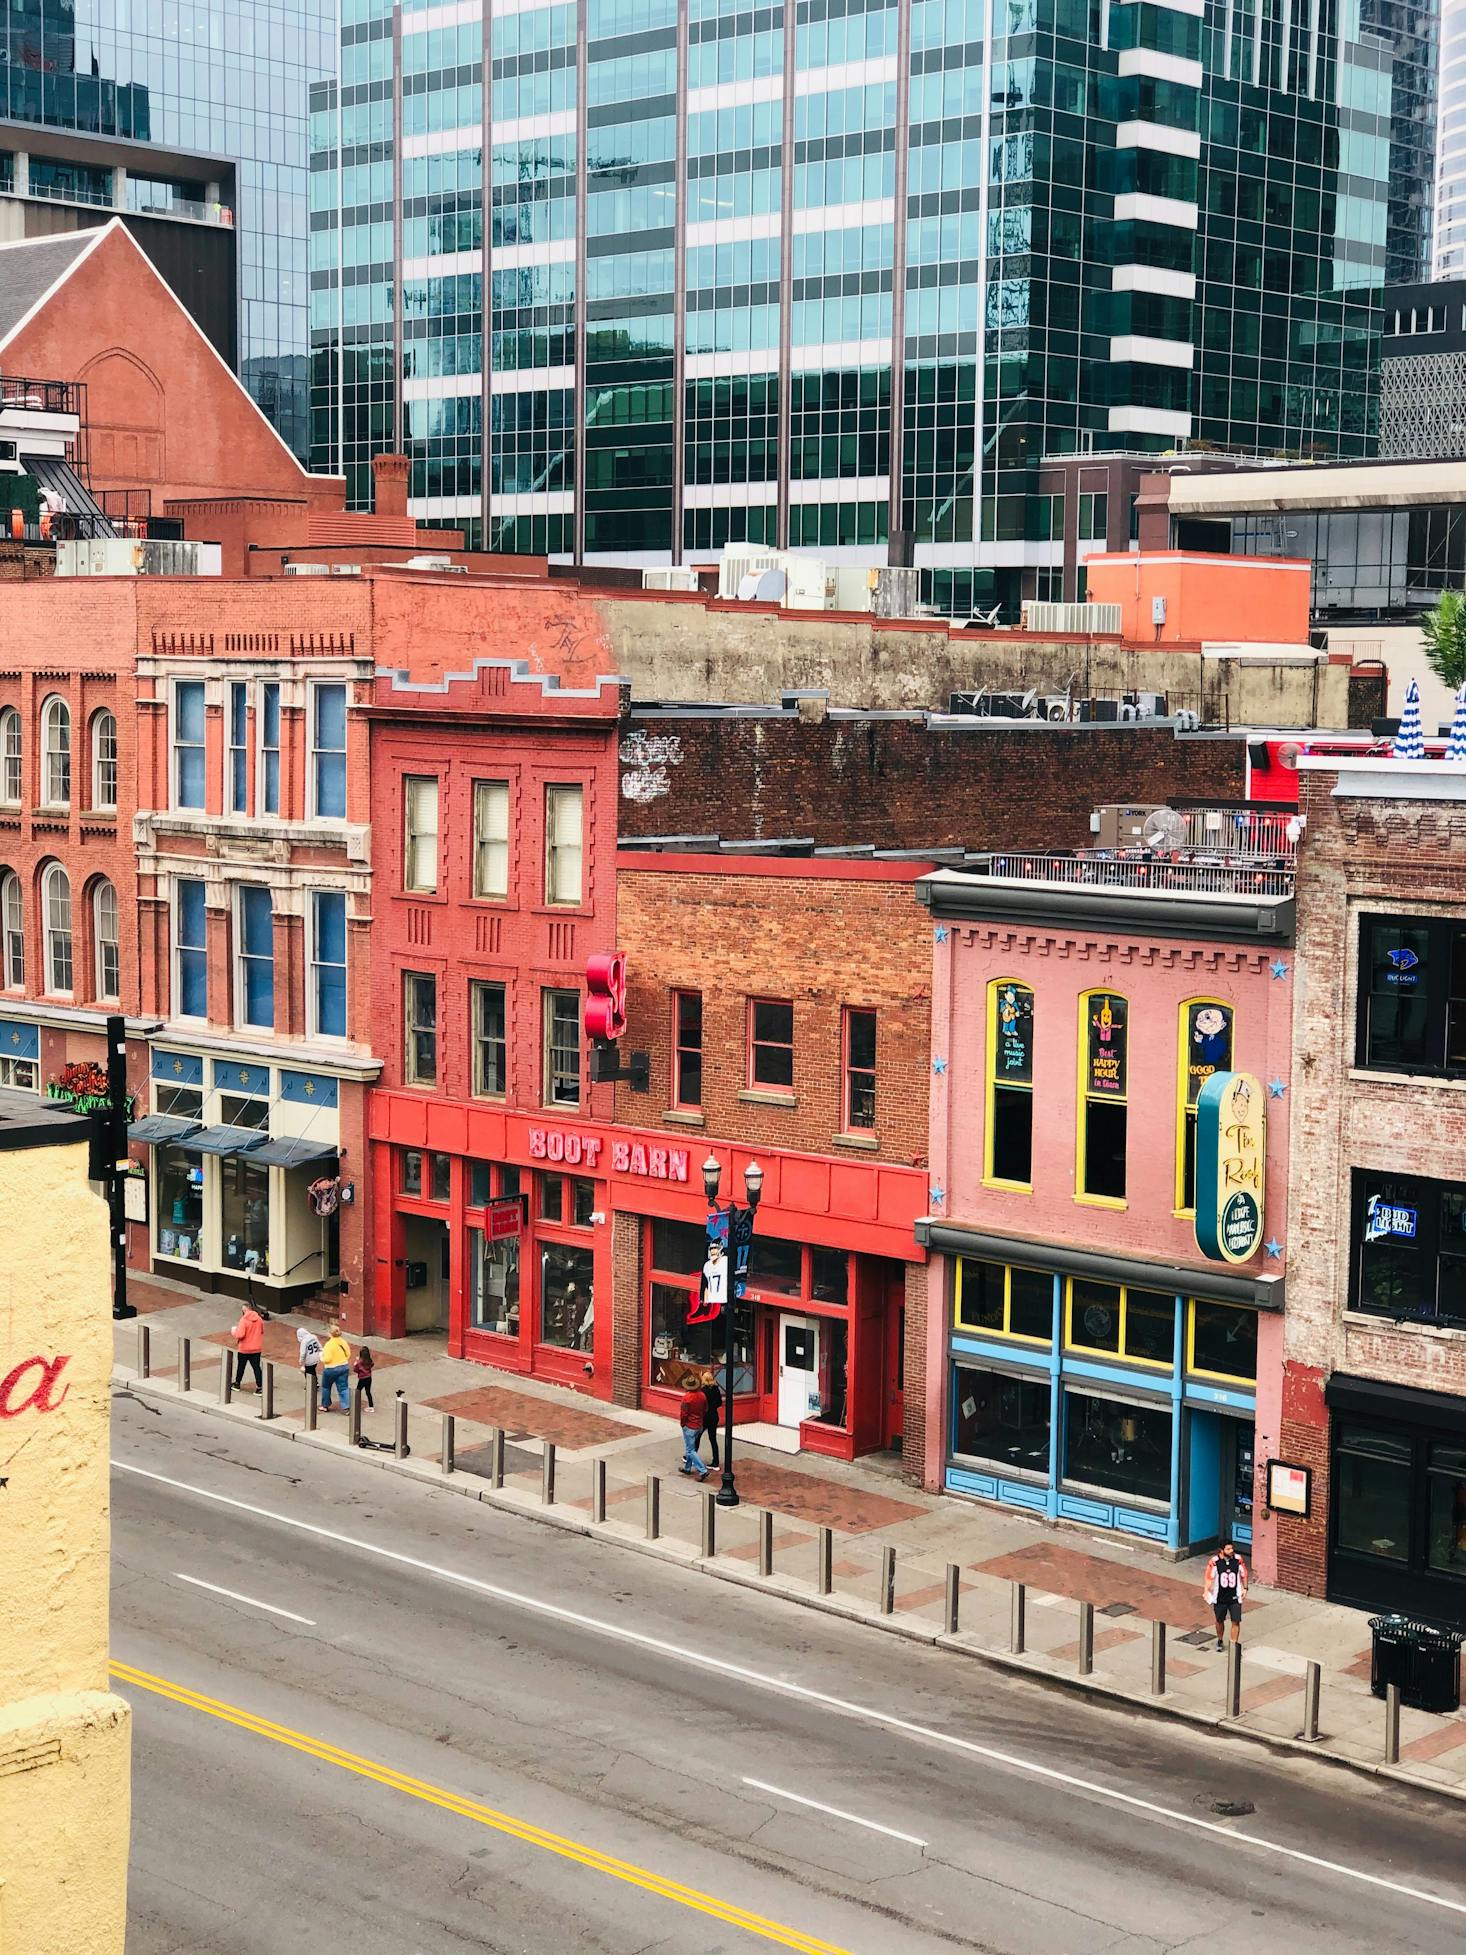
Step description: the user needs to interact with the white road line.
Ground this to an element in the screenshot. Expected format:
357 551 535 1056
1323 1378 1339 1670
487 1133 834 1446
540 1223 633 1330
114 1457 1466 1920
170 1572 316 1626
741 1777 926 1848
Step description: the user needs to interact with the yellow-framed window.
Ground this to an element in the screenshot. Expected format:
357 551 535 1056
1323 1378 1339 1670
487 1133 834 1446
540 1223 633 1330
1076 989 1128 1203
1065 1276 1176 1368
1185 1298 1258 1384
1175 996 1235 1214
954 1256 1053 1342
985 977 1035 1188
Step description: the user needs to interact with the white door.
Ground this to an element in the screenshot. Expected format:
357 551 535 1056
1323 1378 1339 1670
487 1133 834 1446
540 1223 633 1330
777 1314 820 1427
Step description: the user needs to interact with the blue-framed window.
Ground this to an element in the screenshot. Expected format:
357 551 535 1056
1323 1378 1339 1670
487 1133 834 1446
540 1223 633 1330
237 886 274 1029
311 890 347 1038
176 879 207 1019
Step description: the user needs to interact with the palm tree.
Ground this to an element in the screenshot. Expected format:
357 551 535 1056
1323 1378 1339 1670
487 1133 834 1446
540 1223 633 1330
1422 589 1466 691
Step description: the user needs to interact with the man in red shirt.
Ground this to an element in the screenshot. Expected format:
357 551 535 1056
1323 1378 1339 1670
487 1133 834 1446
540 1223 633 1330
678 1386 711 1479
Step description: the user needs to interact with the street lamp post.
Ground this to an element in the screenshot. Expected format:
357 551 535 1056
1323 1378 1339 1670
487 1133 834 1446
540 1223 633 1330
702 1153 762 1508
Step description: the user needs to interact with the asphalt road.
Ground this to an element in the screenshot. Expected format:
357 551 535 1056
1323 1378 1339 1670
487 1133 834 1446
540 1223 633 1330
112 1393 1466 1955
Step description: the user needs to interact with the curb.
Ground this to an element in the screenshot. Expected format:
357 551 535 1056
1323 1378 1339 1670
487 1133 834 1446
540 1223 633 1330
113 1371 1466 1811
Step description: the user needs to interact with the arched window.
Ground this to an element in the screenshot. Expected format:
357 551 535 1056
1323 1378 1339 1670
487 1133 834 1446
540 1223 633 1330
0 869 22 988
1077 989 1129 1203
986 978 1035 1187
1176 998 1235 1214
91 710 117 811
41 696 71 808
0 707 19 806
42 863 72 994
93 878 119 1002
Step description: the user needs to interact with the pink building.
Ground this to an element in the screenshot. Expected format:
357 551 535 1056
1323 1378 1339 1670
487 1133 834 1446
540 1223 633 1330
918 847 1293 1573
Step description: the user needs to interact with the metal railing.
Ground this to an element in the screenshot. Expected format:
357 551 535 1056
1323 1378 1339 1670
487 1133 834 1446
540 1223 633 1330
0 374 81 415
3 177 234 227
1174 808 1298 858
978 852 1295 897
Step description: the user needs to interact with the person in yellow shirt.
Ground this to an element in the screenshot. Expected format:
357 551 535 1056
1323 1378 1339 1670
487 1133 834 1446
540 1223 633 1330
319 1321 352 1412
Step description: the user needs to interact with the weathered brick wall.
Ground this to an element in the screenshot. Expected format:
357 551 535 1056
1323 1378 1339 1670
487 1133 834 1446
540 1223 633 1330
618 719 1246 852
902 1258 928 1483
1281 772 1466 1593
610 1209 643 1410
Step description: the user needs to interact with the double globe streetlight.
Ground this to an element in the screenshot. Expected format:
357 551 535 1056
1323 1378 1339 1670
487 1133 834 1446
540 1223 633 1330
701 1153 762 1507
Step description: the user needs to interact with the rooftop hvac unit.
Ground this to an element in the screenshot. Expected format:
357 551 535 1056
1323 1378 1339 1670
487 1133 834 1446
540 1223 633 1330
55 538 221 578
1022 600 1123 635
642 566 699 592
719 545 784 599
405 554 465 572
284 563 330 576
1095 804 1163 849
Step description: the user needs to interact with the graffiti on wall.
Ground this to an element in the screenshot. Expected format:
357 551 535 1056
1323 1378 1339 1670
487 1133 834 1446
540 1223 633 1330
620 729 683 804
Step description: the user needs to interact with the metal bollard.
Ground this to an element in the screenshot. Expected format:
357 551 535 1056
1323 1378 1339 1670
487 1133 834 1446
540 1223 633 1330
261 1361 276 1421
1301 1660 1321 1742
441 1412 456 1476
592 1458 607 1523
1078 1600 1095 1676
347 1386 362 1446
879 1543 896 1615
646 1472 661 1540
700 1488 716 1558
1151 1620 1167 1696
757 1508 773 1578
489 1426 506 1490
1010 1581 1027 1654
137 1322 151 1379
943 1562 960 1636
816 1525 833 1596
220 1349 233 1404
1225 1640 1242 1718
542 1441 557 1506
1384 1682 1401 1764
303 1373 318 1432
178 1335 191 1394
394 1396 409 1460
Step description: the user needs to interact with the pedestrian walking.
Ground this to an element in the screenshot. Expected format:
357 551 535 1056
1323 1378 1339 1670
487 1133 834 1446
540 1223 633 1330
352 1345 375 1411
319 1320 352 1412
230 1300 265 1392
296 1324 323 1390
699 1369 722 1467
1203 1539 1249 1650
678 1384 710 1479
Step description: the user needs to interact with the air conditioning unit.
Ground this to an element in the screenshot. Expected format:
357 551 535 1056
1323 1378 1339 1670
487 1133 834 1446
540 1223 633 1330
1095 803 1163 849
1043 696 1071 722
1022 600 1124 635
642 566 699 592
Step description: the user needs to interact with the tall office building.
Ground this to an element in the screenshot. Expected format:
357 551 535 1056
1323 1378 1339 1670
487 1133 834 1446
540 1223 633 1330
1363 0 1439 284
1438 0 1466 272
0 1 334 459
312 0 1396 612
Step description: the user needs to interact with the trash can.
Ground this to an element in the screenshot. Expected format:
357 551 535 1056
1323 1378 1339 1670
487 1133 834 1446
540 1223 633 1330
1369 1614 1414 1699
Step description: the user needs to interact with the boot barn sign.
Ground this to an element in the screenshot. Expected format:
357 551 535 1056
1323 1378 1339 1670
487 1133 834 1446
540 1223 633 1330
527 1124 690 1183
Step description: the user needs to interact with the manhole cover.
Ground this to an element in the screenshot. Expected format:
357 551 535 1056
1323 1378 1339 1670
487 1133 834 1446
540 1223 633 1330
1178 1629 1217 1648
1210 1800 1255 1818
1100 1602 1137 1618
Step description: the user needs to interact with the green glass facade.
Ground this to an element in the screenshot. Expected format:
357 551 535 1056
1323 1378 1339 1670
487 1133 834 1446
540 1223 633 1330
311 0 1398 609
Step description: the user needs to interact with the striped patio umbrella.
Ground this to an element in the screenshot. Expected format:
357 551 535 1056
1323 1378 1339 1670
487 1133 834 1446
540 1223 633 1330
1394 677 1425 760
1446 683 1466 761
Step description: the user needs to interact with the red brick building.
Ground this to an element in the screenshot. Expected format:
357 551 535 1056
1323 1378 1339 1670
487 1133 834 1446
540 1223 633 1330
610 849 931 1465
1280 757 1466 1623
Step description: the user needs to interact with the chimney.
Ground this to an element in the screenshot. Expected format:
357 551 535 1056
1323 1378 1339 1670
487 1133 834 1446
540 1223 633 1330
372 452 410 521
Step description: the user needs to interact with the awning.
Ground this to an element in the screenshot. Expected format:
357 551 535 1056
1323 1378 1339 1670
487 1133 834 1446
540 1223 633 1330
178 1124 269 1157
248 1137 339 1171
127 1114 202 1146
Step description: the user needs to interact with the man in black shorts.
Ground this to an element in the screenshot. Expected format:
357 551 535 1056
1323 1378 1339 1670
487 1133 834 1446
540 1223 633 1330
1204 1540 1248 1650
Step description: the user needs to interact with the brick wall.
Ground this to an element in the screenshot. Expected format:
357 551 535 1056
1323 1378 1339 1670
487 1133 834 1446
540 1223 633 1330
618 719 1246 852
610 1209 642 1410
901 1259 928 1482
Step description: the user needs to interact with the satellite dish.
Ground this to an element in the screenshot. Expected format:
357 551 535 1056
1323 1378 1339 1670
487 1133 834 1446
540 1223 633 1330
1142 808 1187 853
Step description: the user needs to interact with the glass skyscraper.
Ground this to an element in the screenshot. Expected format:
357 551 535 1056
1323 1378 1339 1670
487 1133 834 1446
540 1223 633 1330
0 1 335 459
311 0 1399 611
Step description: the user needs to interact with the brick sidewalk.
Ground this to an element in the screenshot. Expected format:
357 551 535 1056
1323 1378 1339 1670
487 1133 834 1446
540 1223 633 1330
117 1276 1466 1799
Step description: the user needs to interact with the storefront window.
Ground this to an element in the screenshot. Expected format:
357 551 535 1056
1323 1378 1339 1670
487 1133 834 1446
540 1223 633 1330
1334 1423 1411 1562
1426 1443 1466 1575
1078 990 1128 1201
955 1258 1052 1341
987 979 1034 1186
221 1157 269 1272
648 1220 754 1394
1353 1170 1466 1329
469 1160 492 1207
157 1146 203 1261
1188 1300 1258 1382
814 1318 849 1427
1357 915 1466 1075
0 1054 37 1089
811 1248 848 1305
1063 1391 1172 1504
470 1225 521 1337
1066 1280 1175 1367
748 1234 802 1296
155 1084 202 1121
540 1241 594 1349
220 1092 268 1131
541 1173 594 1226
953 1365 1051 1473
431 1152 452 1203
401 1149 423 1196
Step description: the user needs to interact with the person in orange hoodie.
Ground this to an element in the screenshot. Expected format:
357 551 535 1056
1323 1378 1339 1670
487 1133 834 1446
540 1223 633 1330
231 1301 265 1393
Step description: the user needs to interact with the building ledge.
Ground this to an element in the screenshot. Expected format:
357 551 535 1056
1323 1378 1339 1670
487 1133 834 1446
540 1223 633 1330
738 1088 797 1108
150 1022 381 1080
916 1218 1284 1311
917 869 1295 944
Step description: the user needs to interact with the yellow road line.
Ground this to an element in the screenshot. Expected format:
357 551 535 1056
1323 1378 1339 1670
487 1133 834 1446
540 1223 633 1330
112 1660 856 1955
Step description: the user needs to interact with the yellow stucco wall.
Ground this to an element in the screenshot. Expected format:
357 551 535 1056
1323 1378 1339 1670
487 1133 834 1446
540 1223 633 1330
0 1129 130 1955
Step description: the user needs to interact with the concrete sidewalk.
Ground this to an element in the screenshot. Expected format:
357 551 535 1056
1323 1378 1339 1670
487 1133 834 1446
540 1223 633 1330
116 1273 1466 1801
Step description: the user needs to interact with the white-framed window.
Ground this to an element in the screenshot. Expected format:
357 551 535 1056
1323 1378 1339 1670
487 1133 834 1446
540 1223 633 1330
1 706 22 806
41 695 71 808
544 783 583 907
403 775 439 893
259 683 281 815
173 681 206 809
236 884 274 1029
473 779 510 900
404 969 437 1085
311 889 348 1038
42 862 72 994
228 682 249 813
471 978 507 1096
93 877 119 1002
312 682 347 819
0 868 22 987
542 985 581 1107
90 710 117 811
175 878 207 1019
